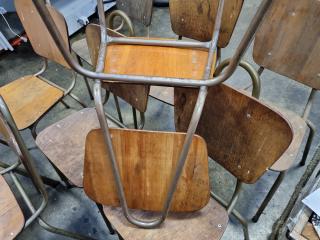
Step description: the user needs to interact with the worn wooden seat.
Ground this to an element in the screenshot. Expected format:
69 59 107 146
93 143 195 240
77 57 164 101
103 198 228 240
36 108 119 187
0 75 63 130
103 44 212 112
0 175 24 240
84 128 209 212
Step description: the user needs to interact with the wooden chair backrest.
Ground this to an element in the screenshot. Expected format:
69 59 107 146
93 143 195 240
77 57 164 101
86 24 149 113
84 128 210 212
117 0 153 26
14 0 70 69
253 0 320 90
85 24 125 68
169 0 244 47
174 84 293 184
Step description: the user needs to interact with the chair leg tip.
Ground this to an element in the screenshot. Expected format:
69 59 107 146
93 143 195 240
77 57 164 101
251 216 259 223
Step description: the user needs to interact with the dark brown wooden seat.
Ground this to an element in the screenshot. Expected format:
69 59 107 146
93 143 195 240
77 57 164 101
0 75 63 130
0 175 24 240
36 108 104 187
84 128 209 212
103 198 228 240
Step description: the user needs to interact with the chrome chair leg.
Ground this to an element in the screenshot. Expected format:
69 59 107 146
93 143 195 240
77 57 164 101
252 171 286 222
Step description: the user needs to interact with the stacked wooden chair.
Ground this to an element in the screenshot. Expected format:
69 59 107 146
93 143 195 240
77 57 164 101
31 0 290 239
0 96 94 240
250 0 319 222
0 0 89 152
175 0 319 236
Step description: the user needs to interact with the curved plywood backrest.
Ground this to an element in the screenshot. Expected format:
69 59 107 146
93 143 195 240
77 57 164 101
253 0 320 90
84 128 210 212
85 24 125 68
169 0 244 47
116 0 153 26
14 0 70 69
174 84 293 184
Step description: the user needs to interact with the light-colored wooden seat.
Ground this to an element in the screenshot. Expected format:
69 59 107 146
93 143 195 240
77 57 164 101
103 198 228 240
0 75 63 130
0 175 24 240
84 128 209 212
103 44 212 112
36 108 104 187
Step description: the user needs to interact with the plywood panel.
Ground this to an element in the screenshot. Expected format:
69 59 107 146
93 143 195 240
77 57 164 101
84 128 209 212
0 75 63 130
103 44 211 112
253 0 320 89
0 176 24 240
170 0 244 47
174 84 293 184
36 108 101 187
15 0 70 68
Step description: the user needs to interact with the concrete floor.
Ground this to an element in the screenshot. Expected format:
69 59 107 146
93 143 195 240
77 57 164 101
0 1 319 239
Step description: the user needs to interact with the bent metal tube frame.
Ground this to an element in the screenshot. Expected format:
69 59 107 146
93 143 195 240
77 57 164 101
32 0 274 229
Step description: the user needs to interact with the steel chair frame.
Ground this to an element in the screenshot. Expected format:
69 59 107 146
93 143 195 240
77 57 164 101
32 0 273 230
0 96 96 240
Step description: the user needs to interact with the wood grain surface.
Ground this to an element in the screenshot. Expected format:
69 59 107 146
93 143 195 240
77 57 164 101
0 175 24 240
117 0 153 26
84 128 210 212
170 0 244 47
253 0 320 89
36 108 101 187
103 198 228 240
0 75 63 130
174 84 293 184
15 0 70 68
103 44 211 112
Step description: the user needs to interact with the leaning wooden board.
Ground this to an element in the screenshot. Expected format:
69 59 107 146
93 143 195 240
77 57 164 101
253 0 320 89
84 128 210 212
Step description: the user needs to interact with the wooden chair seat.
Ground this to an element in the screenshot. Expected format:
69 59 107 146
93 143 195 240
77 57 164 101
103 43 212 112
103 198 228 240
0 75 63 130
84 128 210 212
36 108 102 187
269 105 308 172
0 175 24 240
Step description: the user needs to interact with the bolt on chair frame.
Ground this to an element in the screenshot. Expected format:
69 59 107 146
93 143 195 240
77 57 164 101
0 96 97 240
33 0 273 230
